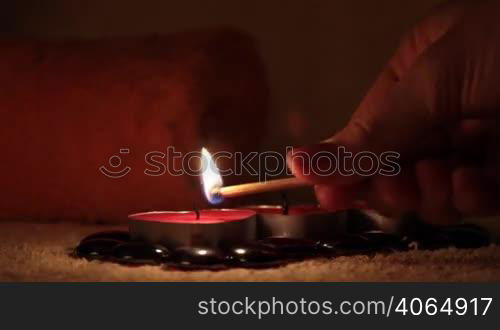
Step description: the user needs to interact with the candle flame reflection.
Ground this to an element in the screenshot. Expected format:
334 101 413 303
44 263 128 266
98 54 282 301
201 148 223 205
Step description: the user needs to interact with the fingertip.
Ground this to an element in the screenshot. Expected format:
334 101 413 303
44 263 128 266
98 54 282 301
286 143 337 184
286 146 310 182
287 142 363 185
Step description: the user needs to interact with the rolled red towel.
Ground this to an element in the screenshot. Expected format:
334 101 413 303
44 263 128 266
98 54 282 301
0 28 269 222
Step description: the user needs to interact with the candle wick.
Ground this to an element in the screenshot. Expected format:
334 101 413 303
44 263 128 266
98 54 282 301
281 192 289 215
193 205 200 220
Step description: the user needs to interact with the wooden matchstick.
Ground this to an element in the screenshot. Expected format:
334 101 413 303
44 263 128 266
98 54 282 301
213 177 310 199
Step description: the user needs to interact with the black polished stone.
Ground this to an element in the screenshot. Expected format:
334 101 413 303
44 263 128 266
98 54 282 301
404 229 452 251
444 224 490 249
359 231 407 251
81 230 130 244
75 238 122 260
257 237 319 257
404 224 490 251
171 246 227 267
225 244 282 267
111 242 171 265
318 235 377 256
340 209 379 234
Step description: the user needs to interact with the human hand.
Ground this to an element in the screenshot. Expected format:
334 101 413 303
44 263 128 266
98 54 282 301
288 0 500 225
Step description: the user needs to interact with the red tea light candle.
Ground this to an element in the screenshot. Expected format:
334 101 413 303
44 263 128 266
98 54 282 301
247 205 347 240
129 148 259 248
129 210 256 248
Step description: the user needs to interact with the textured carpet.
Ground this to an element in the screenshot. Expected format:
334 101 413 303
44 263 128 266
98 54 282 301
0 222 499 282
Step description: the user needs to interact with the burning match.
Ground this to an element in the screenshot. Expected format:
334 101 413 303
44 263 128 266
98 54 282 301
211 178 310 200
201 148 311 204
